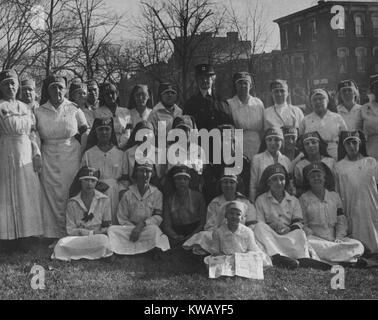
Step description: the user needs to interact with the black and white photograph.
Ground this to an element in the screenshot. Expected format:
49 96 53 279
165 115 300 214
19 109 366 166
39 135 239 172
0 0 377 303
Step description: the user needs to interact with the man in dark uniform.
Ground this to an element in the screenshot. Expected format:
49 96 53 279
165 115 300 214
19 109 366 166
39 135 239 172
183 63 233 130
183 64 235 204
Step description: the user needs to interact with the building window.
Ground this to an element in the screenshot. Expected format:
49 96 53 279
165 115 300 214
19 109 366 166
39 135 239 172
296 23 301 37
337 29 346 37
282 27 289 49
310 19 317 40
337 47 349 74
291 54 304 78
276 59 282 78
309 53 319 75
283 55 290 77
372 14 378 37
295 23 302 47
373 47 378 72
354 14 364 37
355 47 367 73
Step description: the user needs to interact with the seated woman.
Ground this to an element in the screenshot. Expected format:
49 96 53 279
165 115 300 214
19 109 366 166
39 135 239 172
253 163 331 270
162 165 206 248
52 167 113 261
299 162 365 266
183 168 257 255
107 162 170 255
82 117 125 224
293 131 335 196
249 127 291 202
122 120 164 191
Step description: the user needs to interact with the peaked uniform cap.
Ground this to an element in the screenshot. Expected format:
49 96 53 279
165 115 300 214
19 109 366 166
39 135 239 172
195 64 215 76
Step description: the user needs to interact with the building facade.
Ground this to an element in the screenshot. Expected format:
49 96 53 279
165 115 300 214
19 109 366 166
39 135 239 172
273 0 378 106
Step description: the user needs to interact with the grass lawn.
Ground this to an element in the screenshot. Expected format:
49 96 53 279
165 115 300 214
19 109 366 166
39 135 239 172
0 243 377 300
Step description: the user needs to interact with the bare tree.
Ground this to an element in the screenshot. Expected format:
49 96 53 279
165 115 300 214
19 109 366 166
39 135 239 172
140 0 226 102
69 0 125 80
0 0 43 72
96 42 137 83
225 0 275 74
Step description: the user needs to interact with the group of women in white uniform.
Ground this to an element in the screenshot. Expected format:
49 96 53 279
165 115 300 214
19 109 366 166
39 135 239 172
0 66 378 272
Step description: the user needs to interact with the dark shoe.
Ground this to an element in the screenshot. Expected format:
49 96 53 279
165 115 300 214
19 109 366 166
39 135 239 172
272 254 299 270
298 258 332 271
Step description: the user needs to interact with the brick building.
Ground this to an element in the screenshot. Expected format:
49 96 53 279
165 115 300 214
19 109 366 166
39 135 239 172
272 0 378 106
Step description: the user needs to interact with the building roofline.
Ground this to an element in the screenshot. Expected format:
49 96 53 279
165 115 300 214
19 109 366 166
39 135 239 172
273 1 377 24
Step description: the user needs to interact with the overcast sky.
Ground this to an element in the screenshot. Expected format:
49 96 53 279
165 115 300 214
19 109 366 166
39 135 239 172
109 0 372 51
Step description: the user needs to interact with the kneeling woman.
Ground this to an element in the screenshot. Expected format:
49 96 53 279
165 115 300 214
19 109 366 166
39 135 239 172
52 167 113 261
163 165 206 248
82 117 125 224
108 162 170 255
299 163 364 265
254 164 330 270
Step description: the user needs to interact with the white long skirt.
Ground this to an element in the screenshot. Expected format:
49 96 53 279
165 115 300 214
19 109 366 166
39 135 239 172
108 224 170 255
52 234 113 261
253 222 310 260
308 236 364 263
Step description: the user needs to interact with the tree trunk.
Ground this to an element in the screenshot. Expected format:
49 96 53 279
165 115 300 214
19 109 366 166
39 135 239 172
45 0 55 77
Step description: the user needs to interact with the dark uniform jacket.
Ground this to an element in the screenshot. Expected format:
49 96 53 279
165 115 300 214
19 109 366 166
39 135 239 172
183 92 233 131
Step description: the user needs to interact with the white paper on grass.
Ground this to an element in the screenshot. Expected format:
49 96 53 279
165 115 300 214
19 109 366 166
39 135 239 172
208 252 264 280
